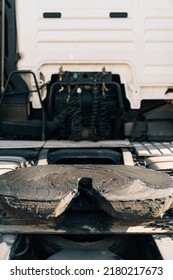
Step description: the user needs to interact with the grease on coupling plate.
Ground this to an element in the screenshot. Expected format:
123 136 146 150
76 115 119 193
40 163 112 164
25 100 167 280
0 165 173 219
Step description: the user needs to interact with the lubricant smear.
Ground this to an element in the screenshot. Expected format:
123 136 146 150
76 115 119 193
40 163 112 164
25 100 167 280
0 165 173 219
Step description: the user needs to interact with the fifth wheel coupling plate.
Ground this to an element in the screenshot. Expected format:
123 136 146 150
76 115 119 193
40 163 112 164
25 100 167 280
0 165 173 219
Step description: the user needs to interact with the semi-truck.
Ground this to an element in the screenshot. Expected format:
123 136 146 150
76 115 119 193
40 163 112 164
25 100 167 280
0 0 173 260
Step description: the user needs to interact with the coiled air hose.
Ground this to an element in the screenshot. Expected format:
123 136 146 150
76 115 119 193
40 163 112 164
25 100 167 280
54 84 111 141
98 93 111 140
54 91 83 140
88 86 100 141
68 94 82 141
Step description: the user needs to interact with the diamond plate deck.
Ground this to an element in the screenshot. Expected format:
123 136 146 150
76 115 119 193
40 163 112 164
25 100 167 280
44 140 131 149
0 140 45 149
0 140 131 149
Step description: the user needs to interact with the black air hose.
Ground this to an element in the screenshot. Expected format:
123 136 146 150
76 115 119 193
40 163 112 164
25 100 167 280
98 94 111 140
68 94 83 141
88 86 100 141
54 107 70 139
54 92 71 139
69 108 82 141
54 92 83 140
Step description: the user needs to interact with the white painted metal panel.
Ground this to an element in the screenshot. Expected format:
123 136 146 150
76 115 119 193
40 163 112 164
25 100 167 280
15 0 173 108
